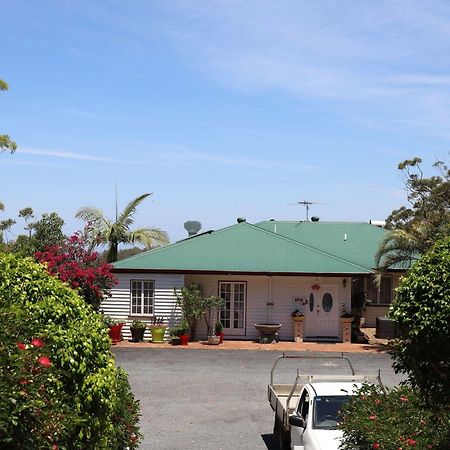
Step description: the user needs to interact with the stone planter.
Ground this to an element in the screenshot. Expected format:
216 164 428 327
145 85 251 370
340 316 354 343
207 335 220 345
292 316 305 343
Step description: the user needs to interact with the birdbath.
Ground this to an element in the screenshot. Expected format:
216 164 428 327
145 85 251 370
254 323 282 343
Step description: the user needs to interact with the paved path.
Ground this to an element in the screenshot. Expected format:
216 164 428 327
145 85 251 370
113 347 405 450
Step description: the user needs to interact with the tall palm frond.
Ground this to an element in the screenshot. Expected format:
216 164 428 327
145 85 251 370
76 193 169 262
375 229 420 273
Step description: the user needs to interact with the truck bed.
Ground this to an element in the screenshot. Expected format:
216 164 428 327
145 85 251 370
268 383 304 427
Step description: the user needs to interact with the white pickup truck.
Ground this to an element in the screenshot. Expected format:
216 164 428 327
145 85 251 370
268 354 382 450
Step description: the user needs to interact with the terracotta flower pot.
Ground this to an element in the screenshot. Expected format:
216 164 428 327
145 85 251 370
179 334 189 346
108 323 124 343
216 332 224 343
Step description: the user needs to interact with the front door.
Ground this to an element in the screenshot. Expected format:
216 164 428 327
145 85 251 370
304 286 339 339
219 282 246 336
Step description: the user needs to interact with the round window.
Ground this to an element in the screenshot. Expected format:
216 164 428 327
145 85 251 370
322 293 333 312
309 293 314 312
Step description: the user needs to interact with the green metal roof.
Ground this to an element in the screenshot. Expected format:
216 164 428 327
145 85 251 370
255 221 386 270
114 220 387 274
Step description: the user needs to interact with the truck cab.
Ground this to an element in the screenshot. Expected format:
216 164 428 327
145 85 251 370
288 382 362 450
268 354 382 450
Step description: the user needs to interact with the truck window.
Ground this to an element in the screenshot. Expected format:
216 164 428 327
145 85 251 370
313 396 349 430
298 390 310 421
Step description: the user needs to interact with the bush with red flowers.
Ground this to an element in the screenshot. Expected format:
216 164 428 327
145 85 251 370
339 384 449 449
35 231 117 310
0 253 141 449
0 304 76 449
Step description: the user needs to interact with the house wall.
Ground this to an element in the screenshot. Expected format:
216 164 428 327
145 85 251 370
187 274 351 341
362 272 403 327
101 272 184 340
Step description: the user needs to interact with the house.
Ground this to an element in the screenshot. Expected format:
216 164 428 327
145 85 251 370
101 218 404 342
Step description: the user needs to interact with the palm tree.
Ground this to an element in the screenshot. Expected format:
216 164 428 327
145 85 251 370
375 228 421 273
76 193 169 263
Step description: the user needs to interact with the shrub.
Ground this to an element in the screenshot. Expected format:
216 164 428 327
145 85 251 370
110 368 142 450
390 235 450 409
35 232 117 311
0 303 78 449
0 253 141 449
339 384 450 449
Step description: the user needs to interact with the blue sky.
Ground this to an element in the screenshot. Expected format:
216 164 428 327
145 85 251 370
1 0 449 243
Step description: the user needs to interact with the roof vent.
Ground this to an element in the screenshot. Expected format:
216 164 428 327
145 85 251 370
184 221 202 237
311 216 320 222
237 217 246 223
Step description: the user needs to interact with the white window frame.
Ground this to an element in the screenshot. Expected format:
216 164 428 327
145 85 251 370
130 279 155 316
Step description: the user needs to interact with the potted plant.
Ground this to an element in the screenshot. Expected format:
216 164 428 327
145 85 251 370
148 316 167 343
168 326 181 346
130 319 146 342
214 320 224 344
174 284 204 341
202 295 225 345
103 315 125 344
291 309 305 321
178 319 190 346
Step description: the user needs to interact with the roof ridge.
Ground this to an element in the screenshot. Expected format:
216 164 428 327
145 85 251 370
246 222 372 272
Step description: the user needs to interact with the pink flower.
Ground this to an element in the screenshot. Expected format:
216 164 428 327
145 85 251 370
37 356 52 368
31 338 45 348
16 342 26 350
400 396 409 402
19 379 30 385
369 415 378 420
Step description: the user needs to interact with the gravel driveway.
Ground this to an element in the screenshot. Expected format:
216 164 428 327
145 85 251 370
113 348 406 450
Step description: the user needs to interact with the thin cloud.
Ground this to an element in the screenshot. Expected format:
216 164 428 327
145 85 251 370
20 147 126 163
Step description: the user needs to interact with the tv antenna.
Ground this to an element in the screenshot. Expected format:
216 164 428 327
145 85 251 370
294 200 320 221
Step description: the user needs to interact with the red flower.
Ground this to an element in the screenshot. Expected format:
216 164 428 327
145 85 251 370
373 442 380 449
31 338 45 348
37 356 52 368
368 415 378 420
406 438 416 446
52 444 59 450
19 378 30 385
16 342 26 350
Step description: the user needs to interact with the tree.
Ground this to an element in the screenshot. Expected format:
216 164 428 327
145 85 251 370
390 236 450 410
174 283 204 340
35 231 117 310
33 212 65 252
0 79 17 153
0 202 16 245
76 193 169 263
18 207 34 238
376 157 450 271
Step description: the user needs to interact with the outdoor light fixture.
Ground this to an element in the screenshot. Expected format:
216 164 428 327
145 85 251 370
342 278 347 288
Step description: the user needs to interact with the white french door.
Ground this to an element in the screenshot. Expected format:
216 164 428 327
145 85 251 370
219 282 246 336
304 285 339 339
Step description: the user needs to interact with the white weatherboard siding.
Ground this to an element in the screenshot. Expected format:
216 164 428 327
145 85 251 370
187 274 350 341
102 272 184 340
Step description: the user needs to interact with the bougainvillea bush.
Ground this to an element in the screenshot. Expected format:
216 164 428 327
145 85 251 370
35 232 117 310
339 384 449 449
0 253 141 449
